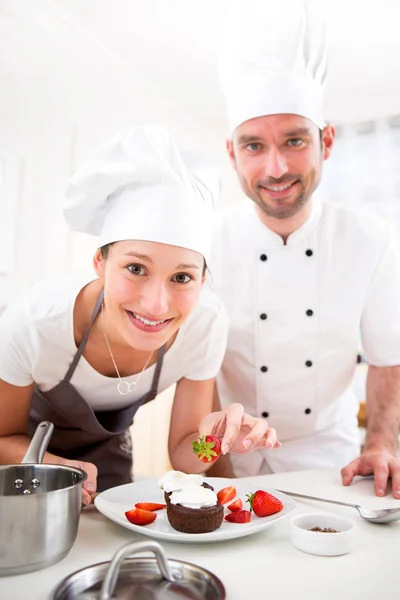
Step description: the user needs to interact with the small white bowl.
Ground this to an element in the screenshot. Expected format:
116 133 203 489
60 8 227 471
290 512 356 556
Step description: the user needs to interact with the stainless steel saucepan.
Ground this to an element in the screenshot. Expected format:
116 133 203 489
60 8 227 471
0 421 87 576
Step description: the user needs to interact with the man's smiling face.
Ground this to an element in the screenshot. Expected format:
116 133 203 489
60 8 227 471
228 114 334 221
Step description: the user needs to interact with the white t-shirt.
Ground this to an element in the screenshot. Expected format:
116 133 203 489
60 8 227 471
0 277 228 410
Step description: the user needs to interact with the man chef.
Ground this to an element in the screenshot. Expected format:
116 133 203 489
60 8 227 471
205 0 400 497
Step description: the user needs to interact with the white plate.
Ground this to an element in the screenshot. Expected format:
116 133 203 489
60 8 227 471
95 476 297 544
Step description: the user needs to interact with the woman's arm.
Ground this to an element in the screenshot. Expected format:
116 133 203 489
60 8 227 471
0 379 41 462
204 384 235 478
0 378 98 504
168 377 215 474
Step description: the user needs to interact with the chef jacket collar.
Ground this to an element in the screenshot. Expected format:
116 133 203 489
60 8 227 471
248 195 322 248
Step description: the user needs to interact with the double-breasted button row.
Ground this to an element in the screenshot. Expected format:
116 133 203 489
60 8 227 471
258 247 314 420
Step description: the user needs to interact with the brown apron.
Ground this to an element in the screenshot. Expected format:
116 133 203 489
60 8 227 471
29 290 167 492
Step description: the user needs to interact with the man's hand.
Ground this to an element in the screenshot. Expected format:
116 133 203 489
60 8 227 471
348 365 400 498
55 458 98 506
341 447 400 498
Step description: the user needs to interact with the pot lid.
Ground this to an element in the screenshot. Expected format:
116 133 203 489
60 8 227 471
51 540 225 600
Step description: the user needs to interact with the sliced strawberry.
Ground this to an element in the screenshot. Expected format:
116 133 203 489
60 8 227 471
217 485 236 505
246 490 283 517
135 502 166 511
125 508 157 526
225 509 251 523
192 435 222 463
227 498 243 512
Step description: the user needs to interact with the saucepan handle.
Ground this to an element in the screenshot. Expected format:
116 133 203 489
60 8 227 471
21 421 54 464
99 540 175 600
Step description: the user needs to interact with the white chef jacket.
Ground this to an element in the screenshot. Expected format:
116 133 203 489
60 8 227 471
209 196 400 476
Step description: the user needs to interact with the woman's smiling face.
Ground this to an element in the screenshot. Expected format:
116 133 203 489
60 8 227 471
94 240 206 352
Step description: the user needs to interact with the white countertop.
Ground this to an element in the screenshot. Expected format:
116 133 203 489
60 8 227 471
1 468 399 600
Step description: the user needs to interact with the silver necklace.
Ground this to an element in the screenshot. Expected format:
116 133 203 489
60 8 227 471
101 303 153 396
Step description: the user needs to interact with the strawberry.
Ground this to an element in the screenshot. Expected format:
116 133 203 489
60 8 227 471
227 498 243 512
217 485 236 505
246 490 283 517
225 509 251 523
125 508 157 526
135 502 166 511
192 435 222 463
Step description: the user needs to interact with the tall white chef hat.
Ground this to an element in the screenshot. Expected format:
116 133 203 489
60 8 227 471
63 125 219 262
218 0 329 134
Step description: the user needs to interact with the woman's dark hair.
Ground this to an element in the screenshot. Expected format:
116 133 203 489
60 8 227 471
99 242 207 276
100 242 114 260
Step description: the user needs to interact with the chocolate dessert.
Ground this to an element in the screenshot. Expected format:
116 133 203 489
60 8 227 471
165 482 224 534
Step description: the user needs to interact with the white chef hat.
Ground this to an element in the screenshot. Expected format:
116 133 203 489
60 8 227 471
218 0 329 134
63 125 219 262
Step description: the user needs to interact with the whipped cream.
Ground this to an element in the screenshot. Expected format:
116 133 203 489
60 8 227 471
158 470 204 493
170 484 217 509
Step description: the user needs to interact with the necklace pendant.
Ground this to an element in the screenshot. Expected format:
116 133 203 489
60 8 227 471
117 380 131 395
117 380 138 395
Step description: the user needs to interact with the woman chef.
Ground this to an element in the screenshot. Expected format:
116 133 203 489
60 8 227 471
0 125 280 504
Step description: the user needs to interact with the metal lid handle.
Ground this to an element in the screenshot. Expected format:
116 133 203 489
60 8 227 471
21 421 54 464
99 540 175 600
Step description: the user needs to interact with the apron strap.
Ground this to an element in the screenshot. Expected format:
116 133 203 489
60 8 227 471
149 342 167 396
64 289 104 383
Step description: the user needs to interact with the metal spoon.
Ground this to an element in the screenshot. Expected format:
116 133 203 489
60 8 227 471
277 490 400 524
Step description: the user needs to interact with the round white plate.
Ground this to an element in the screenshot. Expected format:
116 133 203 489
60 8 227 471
95 476 297 544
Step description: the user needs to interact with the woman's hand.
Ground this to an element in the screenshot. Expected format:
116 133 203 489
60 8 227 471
198 403 281 455
55 458 98 506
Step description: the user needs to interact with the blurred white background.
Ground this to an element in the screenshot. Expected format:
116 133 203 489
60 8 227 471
1 0 400 303
1 0 397 475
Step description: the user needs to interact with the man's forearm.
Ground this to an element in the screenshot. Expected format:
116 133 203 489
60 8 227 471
365 365 400 452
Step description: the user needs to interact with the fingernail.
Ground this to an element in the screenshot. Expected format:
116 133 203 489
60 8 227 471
85 483 95 492
377 489 385 496
222 444 229 455
243 440 252 449
265 441 273 449
395 490 400 497
82 496 90 506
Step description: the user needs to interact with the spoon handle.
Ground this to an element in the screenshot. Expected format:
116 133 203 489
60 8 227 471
276 489 358 509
